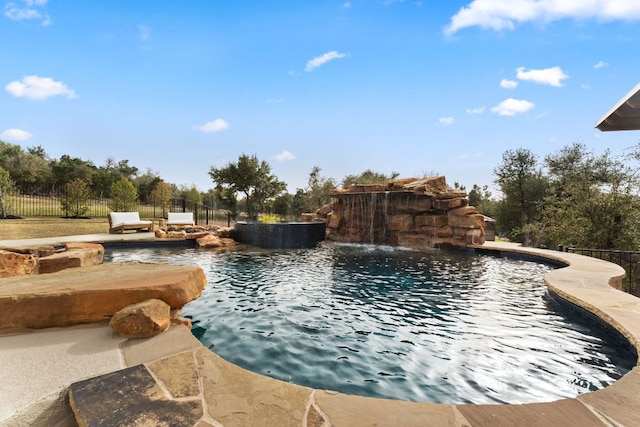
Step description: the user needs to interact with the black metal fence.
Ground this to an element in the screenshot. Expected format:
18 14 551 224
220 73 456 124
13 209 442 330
7 193 233 227
561 246 640 296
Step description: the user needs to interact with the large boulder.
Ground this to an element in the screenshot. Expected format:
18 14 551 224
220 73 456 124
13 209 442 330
0 263 206 331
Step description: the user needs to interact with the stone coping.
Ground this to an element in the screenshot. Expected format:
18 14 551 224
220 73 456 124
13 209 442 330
2 240 640 426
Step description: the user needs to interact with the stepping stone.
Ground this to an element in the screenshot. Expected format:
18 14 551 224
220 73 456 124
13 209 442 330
69 364 203 426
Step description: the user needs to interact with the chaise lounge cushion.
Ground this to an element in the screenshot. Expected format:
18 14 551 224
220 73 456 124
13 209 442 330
167 212 194 226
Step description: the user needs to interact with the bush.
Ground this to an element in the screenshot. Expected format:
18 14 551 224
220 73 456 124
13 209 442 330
60 178 91 218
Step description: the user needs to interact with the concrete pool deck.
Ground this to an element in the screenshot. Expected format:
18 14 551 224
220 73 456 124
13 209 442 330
1 236 640 426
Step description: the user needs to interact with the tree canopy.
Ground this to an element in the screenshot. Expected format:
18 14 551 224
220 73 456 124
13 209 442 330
493 148 548 243
108 177 138 211
341 169 399 187
209 154 286 220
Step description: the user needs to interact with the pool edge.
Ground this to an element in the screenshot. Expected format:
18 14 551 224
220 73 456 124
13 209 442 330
3 239 640 426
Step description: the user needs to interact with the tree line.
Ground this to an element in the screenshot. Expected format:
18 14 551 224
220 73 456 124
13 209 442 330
0 141 397 221
478 142 640 251
3 139 640 251
0 141 203 217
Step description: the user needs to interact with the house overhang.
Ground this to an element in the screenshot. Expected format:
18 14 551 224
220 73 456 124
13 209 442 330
596 82 640 131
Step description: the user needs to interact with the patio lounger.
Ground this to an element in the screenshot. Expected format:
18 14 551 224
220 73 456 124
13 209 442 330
167 212 195 228
108 212 153 234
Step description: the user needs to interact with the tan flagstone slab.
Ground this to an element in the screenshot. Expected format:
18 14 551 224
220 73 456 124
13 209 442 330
578 366 640 427
148 351 200 399
196 347 313 427
456 398 607 427
313 390 458 427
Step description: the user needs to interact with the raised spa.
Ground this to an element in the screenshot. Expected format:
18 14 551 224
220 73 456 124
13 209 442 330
104 243 635 404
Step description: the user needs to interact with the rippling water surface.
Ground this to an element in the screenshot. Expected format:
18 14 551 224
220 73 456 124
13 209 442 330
105 243 635 404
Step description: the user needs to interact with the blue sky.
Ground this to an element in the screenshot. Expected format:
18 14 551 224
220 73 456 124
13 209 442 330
2 1 640 193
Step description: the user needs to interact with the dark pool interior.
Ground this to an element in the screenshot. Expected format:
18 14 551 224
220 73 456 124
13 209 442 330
104 243 636 404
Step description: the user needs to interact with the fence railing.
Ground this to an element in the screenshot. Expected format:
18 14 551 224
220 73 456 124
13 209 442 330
6 194 234 228
561 246 640 296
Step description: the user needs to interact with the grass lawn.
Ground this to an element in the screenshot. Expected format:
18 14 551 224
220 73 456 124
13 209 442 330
0 217 110 240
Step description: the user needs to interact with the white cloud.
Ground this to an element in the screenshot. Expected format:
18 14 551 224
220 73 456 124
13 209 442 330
138 24 152 42
4 0 50 26
444 0 640 35
500 79 518 89
594 60 608 68
305 51 348 72
491 98 535 116
343 2 351 8
194 119 229 133
266 98 284 104
5 75 77 100
439 116 454 125
516 66 568 87
1 128 32 141
273 150 296 162
466 106 485 114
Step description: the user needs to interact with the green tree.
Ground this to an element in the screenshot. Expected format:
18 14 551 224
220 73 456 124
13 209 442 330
273 193 293 219
218 187 239 218
108 177 138 211
134 169 161 204
50 155 96 192
92 158 141 199
467 184 497 218
0 166 17 218
60 178 91 218
150 180 173 217
0 141 52 194
291 188 308 219
541 143 640 249
493 148 548 243
209 154 286 220
181 185 203 211
341 169 399 187
305 166 336 211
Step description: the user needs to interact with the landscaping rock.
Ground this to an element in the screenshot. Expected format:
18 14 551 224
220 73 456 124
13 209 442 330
37 242 104 274
196 234 224 248
0 249 38 277
215 227 235 238
0 263 206 330
109 299 171 338
185 231 210 240
167 230 187 239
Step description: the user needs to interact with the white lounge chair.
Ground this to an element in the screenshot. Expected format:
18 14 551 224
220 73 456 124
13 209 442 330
108 212 153 234
167 212 195 228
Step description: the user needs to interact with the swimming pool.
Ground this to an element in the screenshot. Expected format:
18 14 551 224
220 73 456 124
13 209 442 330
105 243 635 404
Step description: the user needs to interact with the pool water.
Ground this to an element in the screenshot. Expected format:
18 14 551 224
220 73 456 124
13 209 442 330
105 243 636 404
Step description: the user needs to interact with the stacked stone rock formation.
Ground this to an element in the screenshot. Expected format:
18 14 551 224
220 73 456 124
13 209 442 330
320 176 485 249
